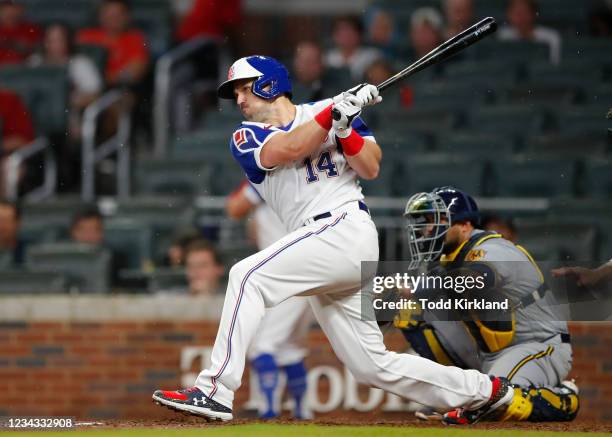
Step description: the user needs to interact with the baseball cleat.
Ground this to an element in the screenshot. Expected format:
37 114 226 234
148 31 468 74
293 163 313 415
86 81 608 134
415 408 443 421
152 387 233 422
442 376 514 425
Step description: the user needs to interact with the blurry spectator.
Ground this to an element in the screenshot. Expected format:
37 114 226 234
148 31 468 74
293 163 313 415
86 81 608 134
0 198 25 264
29 23 102 140
77 0 149 86
498 0 562 64
70 207 104 246
292 40 324 103
366 8 401 59
165 229 202 267
410 8 444 59
0 0 42 65
481 214 517 243
443 0 475 39
0 88 34 196
185 239 224 296
176 0 242 43
325 15 383 81
589 1 612 36
364 59 412 108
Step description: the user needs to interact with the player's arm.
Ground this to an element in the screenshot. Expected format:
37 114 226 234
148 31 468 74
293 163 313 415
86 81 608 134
333 98 381 180
226 181 259 219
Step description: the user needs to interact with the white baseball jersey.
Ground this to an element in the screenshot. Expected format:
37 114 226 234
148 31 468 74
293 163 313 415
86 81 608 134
230 99 374 231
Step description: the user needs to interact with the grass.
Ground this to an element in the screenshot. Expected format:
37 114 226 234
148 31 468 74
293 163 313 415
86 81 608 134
1 424 609 437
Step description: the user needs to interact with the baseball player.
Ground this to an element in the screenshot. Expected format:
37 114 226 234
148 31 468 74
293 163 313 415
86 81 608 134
153 55 516 423
226 181 313 419
399 187 579 423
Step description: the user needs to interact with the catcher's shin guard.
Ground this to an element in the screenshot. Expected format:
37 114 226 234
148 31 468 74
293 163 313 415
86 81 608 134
527 380 579 422
497 388 533 421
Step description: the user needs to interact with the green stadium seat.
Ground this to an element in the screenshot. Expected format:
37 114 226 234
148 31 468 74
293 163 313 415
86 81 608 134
114 197 195 263
20 197 87 239
548 199 612 258
135 159 214 196
503 82 581 106
130 0 173 56
526 133 608 156
0 269 68 294
535 0 591 32
26 243 111 293
0 251 12 269
584 159 612 199
104 218 153 271
528 60 605 86
147 268 188 293
469 104 546 141
374 107 459 135
443 60 518 87
472 40 551 63
320 67 353 97
17 0 94 29
399 154 487 197
556 105 610 135
562 38 612 63
514 219 598 261
490 155 577 198
0 65 68 135
172 130 229 158
435 132 516 156
411 82 493 108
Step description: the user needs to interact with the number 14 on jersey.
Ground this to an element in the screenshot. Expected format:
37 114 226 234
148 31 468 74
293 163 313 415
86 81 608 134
304 151 339 183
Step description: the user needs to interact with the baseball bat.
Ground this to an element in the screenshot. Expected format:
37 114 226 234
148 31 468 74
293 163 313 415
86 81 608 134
377 17 497 93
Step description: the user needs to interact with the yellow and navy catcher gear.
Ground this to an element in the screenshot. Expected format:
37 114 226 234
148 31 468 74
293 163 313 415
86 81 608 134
497 381 579 422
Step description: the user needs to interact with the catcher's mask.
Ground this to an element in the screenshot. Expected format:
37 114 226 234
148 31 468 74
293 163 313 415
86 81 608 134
403 191 451 263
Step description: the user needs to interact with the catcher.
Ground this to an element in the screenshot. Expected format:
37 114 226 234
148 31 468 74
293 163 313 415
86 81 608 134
396 186 579 423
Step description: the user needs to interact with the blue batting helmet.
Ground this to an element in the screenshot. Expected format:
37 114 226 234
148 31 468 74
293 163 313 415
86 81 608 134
217 55 292 100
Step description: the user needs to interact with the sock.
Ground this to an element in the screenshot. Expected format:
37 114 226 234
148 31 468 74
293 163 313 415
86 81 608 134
251 354 279 418
283 360 309 419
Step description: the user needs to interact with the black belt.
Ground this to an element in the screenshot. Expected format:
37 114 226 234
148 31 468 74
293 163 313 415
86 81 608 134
312 201 370 222
561 333 571 343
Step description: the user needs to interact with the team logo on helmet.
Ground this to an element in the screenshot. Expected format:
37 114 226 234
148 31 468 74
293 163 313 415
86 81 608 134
228 65 235 80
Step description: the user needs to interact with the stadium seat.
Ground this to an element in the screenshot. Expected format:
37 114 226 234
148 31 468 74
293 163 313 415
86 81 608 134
502 82 582 106
26 243 111 293
535 0 591 33
398 154 487 197
77 44 108 78
172 130 229 158
526 133 608 156
135 159 214 196
563 38 612 63
0 270 68 294
17 0 94 29
469 104 546 142
0 251 12 269
104 218 153 271
490 155 577 198
130 0 172 57
0 66 68 135
472 40 551 63
528 60 605 86
514 219 598 261
114 197 195 263
411 82 493 108
20 197 87 238
556 105 610 135
583 159 612 199
147 268 188 294
443 59 518 88
375 107 459 136
435 132 516 156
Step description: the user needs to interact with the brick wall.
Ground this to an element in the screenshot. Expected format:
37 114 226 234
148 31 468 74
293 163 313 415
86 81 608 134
0 318 610 421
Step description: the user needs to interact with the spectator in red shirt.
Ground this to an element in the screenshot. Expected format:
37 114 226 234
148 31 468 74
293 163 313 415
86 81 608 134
0 87 34 156
0 0 42 65
176 0 242 43
77 0 149 86
0 87 34 196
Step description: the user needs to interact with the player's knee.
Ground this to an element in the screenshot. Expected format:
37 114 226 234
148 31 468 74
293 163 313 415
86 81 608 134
228 259 251 284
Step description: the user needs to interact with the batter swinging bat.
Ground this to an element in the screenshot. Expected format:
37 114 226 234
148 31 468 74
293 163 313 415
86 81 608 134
377 17 498 92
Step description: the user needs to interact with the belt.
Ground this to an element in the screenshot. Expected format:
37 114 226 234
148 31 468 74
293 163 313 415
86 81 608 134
308 201 370 224
560 333 571 343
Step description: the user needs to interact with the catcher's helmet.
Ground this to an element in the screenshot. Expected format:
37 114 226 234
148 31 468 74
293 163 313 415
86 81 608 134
217 55 292 100
403 186 480 262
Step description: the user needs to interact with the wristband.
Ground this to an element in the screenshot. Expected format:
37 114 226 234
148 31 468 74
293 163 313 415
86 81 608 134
314 104 333 130
339 129 364 156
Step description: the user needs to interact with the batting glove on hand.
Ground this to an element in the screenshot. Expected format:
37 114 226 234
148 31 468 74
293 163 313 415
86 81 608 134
332 98 361 138
332 84 367 105
354 83 382 107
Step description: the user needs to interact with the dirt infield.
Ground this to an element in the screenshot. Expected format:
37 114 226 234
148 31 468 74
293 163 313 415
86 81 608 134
80 414 612 433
